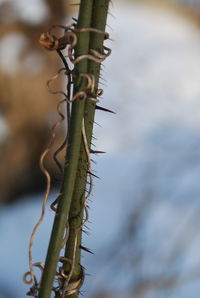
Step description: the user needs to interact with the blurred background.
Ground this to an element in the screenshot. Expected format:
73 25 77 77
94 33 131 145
1 0 200 297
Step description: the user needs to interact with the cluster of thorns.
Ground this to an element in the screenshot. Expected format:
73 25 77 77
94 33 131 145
23 20 111 297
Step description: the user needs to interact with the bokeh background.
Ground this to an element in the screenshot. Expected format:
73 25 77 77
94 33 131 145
1 0 200 297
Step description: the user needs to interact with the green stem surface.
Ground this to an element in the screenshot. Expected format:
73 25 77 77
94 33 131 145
38 1 94 297
63 1 110 297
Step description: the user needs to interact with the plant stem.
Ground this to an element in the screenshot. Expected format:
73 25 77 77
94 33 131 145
37 1 94 297
62 1 110 297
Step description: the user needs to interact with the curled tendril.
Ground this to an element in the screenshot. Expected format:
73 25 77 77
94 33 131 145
53 135 68 173
77 73 95 92
71 73 96 102
46 68 69 99
50 192 62 212
25 22 111 296
74 27 109 39
41 25 111 65
96 88 104 96
26 112 66 286
23 271 35 286
90 45 111 61
23 262 45 297
53 99 67 173
59 256 72 265
61 222 70 248
55 264 85 297
39 24 76 51
39 24 109 52
26 66 70 290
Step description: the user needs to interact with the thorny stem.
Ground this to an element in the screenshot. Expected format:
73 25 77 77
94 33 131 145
38 1 94 297
62 1 110 298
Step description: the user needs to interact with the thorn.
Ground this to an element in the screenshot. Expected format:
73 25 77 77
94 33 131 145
84 224 91 230
90 142 96 147
81 229 90 236
85 272 92 277
108 10 116 19
79 290 85 296
99 75 107 82
80 264 86 270
94 121 102 127
99 81 107 87
80 245 94 254
106 23 113 31
96 105 115 114
100 65 105 72
87 171 100 179
90 149 106 154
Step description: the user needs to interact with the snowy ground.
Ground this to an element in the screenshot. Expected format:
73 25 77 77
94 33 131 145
1 1 200 297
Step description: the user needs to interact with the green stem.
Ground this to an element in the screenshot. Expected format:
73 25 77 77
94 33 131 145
63 1 110 297
38 1 94 297
85 0 111 134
